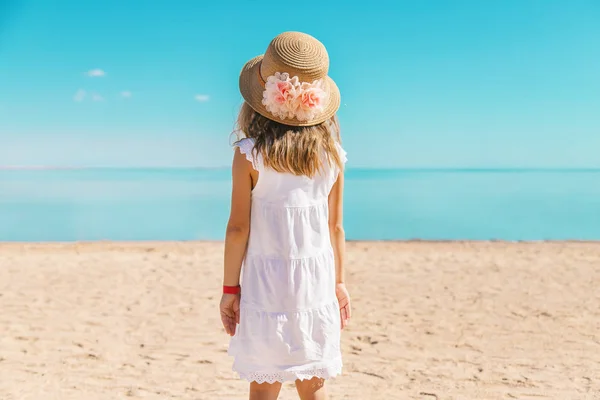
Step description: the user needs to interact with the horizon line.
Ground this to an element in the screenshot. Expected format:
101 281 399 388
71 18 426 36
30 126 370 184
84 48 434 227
1 166 600 172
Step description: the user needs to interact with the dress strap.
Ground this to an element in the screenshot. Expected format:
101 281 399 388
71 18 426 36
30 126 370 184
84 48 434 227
334 141 348 164
234 137 259 170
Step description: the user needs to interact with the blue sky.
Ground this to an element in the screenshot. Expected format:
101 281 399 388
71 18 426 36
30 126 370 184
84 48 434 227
0 0 598 168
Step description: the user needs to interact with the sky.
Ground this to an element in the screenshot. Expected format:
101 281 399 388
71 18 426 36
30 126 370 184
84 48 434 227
0 0 599 168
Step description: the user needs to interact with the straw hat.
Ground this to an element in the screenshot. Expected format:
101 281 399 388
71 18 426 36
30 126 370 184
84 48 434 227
239 31 340 127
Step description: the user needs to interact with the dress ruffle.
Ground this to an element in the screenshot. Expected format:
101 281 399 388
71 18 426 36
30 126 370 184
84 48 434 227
228 300 341 361
334 142 348 164
235 137 259 170
229 301 342 383
234 357 343 384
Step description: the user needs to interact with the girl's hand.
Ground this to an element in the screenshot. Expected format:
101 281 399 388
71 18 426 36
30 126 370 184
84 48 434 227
335 283 351 330
220 293 240 336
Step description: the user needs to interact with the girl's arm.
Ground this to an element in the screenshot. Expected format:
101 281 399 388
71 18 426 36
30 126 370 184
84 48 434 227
328 171 346 283
328 170 351 329
223 148 253 287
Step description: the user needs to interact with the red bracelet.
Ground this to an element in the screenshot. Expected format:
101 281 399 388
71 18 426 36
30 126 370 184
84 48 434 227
223 285 241 294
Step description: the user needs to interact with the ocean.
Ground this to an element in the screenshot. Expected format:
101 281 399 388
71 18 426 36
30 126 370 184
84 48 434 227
1 168 599 242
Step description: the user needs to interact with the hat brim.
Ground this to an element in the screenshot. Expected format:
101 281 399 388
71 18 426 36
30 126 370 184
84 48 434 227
239 55 341 127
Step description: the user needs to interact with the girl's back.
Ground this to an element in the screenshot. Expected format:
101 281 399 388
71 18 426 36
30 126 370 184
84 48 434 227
219 31 351 399
228 137 346 384
236 136 346 258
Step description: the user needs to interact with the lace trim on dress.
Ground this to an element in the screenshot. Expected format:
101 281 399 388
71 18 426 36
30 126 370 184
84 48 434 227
237 358 342 384
235 137 258 170
334 142 348 164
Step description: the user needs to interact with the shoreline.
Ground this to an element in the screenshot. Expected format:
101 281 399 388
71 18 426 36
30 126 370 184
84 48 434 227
1 239 599 244
1 240 599 254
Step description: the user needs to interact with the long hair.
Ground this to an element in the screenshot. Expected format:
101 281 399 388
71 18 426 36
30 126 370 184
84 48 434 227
235 102 343 177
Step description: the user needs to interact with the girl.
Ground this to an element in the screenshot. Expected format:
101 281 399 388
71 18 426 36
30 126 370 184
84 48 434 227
219 32 351 400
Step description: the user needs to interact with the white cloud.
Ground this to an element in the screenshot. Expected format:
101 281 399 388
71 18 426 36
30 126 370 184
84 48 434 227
194 94 210 102
86 69 106 77
91 93 104 102
73 89 86 102
120 91 132 98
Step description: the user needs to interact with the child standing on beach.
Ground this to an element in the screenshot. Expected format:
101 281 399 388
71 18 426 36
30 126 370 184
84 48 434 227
219 32 351 400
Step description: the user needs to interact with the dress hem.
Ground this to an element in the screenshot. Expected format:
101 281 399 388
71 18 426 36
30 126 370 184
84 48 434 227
232 357 343 384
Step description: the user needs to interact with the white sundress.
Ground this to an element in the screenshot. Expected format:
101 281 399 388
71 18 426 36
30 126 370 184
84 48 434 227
228 137 347 384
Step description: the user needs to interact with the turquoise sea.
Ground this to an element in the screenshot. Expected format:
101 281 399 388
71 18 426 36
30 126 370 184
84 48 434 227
1 168 599 242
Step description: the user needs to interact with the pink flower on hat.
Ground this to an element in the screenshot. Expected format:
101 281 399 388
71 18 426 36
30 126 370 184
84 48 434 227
262 72 327 122
262 73 298 119
296 82 327 122
274 81 293 104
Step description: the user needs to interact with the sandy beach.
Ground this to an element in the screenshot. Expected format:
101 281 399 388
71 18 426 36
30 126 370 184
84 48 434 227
0 241 599 399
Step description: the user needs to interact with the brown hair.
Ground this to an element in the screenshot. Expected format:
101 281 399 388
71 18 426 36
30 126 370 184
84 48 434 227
235 102 343 177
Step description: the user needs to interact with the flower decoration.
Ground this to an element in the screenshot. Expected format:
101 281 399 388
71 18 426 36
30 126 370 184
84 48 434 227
262 72 327 121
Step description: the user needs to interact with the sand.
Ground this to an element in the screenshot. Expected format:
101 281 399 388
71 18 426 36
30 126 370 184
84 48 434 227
0 241 599 400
